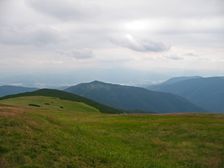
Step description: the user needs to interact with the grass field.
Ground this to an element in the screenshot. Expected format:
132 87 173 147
0 96 224 168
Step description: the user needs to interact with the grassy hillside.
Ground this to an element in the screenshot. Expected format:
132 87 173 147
0 96 224 168
0 89 123 114
0 96 100 113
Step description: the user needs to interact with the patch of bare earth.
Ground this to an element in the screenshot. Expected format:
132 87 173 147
0 157 9 168
0 104 25 117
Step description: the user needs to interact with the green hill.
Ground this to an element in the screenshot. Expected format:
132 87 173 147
0 89 123 114
0 96 100 113
0 97 223 168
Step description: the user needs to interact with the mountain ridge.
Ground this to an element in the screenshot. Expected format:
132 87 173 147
146 76 224 112
65 81 204 113
0 85 37 97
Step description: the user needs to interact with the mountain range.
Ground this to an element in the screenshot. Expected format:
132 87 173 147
147 76 224 112
0 85 37 97
1 76 223 113
65 81 203 113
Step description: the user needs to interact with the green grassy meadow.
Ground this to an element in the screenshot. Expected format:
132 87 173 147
0 96 224 168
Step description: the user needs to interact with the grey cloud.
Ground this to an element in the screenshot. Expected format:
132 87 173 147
58 49 94 59
166 52 200 61
184 52 198 57
25 0 224 21
111 35 170 52
166 54 184 60
0 25 61 46
26 0 99 20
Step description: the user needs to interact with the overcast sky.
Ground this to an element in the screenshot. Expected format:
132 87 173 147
0 0 224 87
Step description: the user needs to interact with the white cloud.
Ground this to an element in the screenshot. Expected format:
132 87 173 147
111 34 170 52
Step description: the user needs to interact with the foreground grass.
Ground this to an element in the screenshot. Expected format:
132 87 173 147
0 97 224 168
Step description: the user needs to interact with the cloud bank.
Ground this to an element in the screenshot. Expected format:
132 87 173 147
0 0 223 85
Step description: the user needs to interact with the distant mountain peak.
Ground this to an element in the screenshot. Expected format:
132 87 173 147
83 81 114 90
90 80 105 84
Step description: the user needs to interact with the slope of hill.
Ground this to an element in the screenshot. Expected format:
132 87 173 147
147 77 224 112
0 89 123 114
0 99 223 168
0 96 100 114
0 85 37 97
65 81 204 113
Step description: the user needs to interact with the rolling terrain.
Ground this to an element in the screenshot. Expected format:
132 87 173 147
0 90 224 168
147 77 224 112
0 89 122 114
65 81 203 113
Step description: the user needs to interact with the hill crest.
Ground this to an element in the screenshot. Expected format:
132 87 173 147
0 89 123 114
